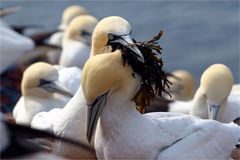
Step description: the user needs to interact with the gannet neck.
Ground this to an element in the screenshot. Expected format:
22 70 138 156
98 92 141 137
190 88 208 119
61 86 86 114
60 39 91 68
82 51 140 105
82 50 141 142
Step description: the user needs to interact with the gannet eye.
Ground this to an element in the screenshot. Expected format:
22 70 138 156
107 34 115 40
203 94 207 99
81 30 91 37
39 79 52 87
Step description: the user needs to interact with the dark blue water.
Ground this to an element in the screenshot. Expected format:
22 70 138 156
2 1 239 85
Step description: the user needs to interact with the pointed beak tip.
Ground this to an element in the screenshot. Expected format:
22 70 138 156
87 135 92 143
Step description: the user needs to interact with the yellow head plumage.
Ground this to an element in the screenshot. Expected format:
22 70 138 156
21 62 58 97
59 5 88 30
168 70 195 101
200 64 233 106
64 15 98 45
90 16 132 56
82 52 140 105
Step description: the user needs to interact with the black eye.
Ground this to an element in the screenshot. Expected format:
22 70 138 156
203 94 207 98
39 79 52 86
81 30 91 37
108 34 115 40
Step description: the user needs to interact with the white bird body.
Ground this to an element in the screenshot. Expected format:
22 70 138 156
31 86 96 159
59 40 90 68
0 20 34 73
14 93 70 125
54 65 81 94
94 93 192 159
93 83 239 159
157 121 239 159
215 88 240 123
169 100 192 114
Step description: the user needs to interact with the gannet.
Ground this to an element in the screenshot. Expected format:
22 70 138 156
189 64 240 123
47 5 88 64
170 64 239 123
82 20 240 159
59 15 98 68
0 20 35 73
47 5 88 47
166 70 196 114
146 70 195 113
167 70 195 101
13 62 73 125
31 16 144 159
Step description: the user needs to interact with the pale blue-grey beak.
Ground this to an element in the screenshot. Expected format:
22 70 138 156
87 91 109 143
208 104 220 120
40 80 73 97
109 35 145 63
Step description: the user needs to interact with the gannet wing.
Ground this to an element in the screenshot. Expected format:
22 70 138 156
31 108 61 133
157 120 239 159
168 100 191 114
57 66 81 95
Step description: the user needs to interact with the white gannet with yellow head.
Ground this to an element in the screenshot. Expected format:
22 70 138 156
167 70 195 114
189 64 239 123
47 5 88 47
13 62 73 125
47 5 88 64
31 16 143 159
82 20 240 159
167 70 195 101
59 15 98 68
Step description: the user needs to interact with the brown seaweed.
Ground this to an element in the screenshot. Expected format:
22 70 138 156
106 30 171 113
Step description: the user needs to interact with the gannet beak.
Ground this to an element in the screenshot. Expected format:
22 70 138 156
109 35 145 63
87 91 109 143
207 104 220 120
40 81 73 97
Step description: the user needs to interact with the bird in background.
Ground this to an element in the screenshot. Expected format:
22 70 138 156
13 62 73 125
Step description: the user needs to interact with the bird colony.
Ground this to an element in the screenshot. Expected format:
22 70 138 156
0 4 239 160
